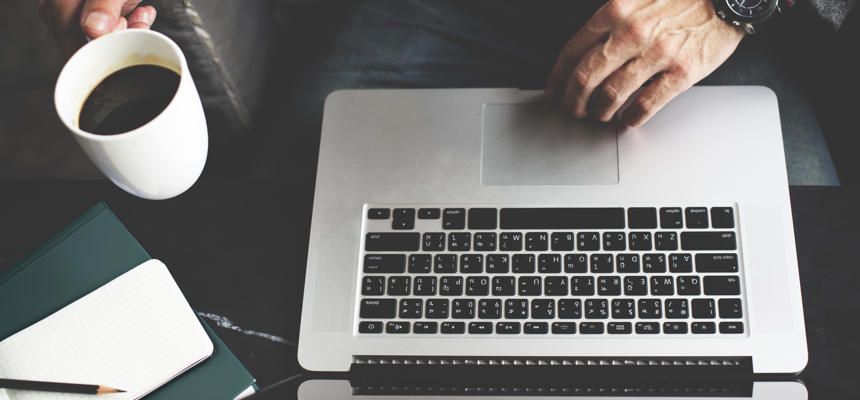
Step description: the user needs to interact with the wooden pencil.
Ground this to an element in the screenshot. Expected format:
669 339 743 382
0 378 125 395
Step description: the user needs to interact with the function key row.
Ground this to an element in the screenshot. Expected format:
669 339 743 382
365 231 737 252
364 253 739 274
358 320 744 335
367 207 735 230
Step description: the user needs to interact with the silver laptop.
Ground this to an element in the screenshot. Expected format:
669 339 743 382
297 87 807 374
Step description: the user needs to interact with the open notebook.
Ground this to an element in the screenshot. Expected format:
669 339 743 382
0 259 213 400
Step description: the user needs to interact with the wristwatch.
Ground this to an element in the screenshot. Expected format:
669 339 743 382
711 0 787 34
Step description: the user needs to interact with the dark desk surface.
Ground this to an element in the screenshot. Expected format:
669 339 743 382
0 179 857 397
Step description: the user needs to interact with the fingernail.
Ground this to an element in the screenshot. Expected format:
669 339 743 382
84 12 112 34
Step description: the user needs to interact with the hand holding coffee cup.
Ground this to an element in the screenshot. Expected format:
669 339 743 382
55 29 208 200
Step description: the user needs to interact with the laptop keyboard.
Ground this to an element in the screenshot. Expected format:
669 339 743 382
356 206 746 337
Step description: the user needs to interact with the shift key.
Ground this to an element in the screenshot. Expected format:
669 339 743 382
681 232 736 250
360 299 396 318
365 232 420 251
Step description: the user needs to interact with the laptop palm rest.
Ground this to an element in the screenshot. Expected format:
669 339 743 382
481 102 619 185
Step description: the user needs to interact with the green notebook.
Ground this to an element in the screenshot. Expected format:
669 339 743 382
0 202 256 399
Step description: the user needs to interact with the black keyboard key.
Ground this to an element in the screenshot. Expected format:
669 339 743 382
624 276 647 296
360 299 396 318
544 276 568 296
597 276 621 296
608 322 632 334
452 299 476 319
654 232 678 251
538 254 562 273
362 276 385 295
469 322 493 334
580 322 605 334
636 322 660 334
473 232 497 251
558 299 582 319
611 299 635 319
413 276 437 296
590 254 614 273
359 321 383 333
571 277 595 296
638 299 662 319
496 322 521 334
665 299 689 319
564 254 588 273
460 254 483 273
710 207 735 228
660 207 683 228
486 254 510 273
628 207 657 228
392 208 415 230
642 253 667 273
616 254 640 273
363 254 406 273
685 207 709 228
663 322 688 334
386 321 410 333
466 276 490 296
468 208 497 229
500 208 625 229
505 299 529 319
387 276 411 295
425 299 449 319
418 208 440 219
719 321 744 334
518 276 542 296
413 321 438 334
603 232 626 250
650 276 674 295
525 232 549 251
513 254 536 273
676 276 701 295
552 322 577 334
692 322 716 334
577 232 600 250
525 322 549 334
585 299 609 319
628 232 652 251
696 253 739 272
478 299 502 319
408 254 432 273
422 232 445 251
499 232 523 251
704 276 741 295
366 233 420 252
669 253 693 273
682 232 737 250
448 232 471 251
719 298 744 318
434 254 457 273
551 232 574 251
443 208 466 229
368 208 390 219
492 276 516 296
398 299 422 319
439 276 463 296
691 299 716 319
531 299 555 319
442 321 465 334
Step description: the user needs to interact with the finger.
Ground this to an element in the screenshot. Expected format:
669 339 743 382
127 5 155 29
119 0 144 16
589 57 663 122
80 0 130 38
545 20 609 100
559 36 637 119
621 72 692 127
111 15 127 32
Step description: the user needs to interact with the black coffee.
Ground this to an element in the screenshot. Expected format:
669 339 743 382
78 64 180 135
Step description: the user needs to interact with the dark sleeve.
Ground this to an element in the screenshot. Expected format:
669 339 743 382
806 0 857 30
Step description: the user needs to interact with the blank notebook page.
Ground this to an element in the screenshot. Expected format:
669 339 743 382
0 259 213 400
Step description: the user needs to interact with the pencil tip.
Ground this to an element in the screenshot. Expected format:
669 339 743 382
117 389 126 393
97 386 126 394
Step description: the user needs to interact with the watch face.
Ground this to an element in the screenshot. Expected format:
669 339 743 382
724 0 778 22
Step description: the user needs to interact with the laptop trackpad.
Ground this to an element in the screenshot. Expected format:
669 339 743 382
481 102 619 185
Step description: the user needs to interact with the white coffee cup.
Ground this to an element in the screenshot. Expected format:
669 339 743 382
55 29 208 200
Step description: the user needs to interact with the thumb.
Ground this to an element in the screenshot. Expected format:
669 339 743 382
80 0 138 38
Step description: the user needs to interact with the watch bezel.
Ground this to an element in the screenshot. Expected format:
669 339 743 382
721 0 780 24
